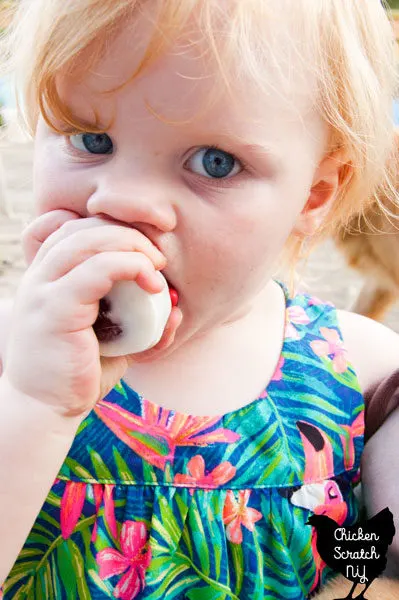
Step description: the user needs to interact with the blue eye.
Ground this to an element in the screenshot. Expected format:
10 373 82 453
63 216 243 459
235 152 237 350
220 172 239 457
186 146 242 179
69 133 113 155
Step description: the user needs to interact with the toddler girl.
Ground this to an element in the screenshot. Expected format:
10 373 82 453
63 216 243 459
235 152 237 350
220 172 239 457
1 0 399 598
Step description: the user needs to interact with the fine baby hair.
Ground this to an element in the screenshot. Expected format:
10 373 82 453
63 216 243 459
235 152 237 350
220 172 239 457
2 0 399 243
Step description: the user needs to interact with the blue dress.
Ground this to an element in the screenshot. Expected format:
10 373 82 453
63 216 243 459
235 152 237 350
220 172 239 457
2 284 365 599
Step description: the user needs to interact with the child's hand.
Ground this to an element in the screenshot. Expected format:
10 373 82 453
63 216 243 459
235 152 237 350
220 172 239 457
2 210 168 418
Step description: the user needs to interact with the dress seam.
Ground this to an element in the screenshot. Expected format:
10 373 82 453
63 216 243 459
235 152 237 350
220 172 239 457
56 465 362 487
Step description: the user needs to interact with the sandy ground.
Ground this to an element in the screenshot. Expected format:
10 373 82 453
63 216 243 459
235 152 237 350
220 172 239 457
0 135 398 333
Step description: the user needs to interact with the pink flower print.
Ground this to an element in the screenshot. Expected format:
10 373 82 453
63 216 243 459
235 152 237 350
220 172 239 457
60 482 87 539
271 356 285 382
94 399 240 471
91 484 118 543
174 455 236 493
97 521 151 600
223 490 262 544
60 482 117 542
308 296 323 306
339 411 364 470
310 327 348 373
308 296 334 308
285 306 311 340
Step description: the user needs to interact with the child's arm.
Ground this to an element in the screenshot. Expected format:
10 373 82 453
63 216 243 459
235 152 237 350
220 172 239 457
0 298 82 583
0 212 170 585
0 374 82 585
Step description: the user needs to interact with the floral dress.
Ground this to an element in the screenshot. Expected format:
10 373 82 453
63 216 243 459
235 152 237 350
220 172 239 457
2 285 365 599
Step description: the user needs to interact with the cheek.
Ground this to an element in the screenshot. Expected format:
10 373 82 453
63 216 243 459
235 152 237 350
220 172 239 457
33 146 91 216
184 198 302 297
181 214 271 288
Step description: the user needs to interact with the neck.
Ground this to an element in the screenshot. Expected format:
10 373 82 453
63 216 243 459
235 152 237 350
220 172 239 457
126 279 286 377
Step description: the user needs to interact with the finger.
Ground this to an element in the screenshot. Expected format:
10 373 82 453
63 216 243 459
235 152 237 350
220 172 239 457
32 216 166 272
155 307 183 350
53 251 166 317
22 210 82 265
38 225 167 281
127 306 183 363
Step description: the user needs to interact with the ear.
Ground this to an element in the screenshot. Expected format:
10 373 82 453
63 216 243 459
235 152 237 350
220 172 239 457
294 150 347 237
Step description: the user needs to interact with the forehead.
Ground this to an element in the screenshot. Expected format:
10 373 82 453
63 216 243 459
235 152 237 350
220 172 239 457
56 3 322 146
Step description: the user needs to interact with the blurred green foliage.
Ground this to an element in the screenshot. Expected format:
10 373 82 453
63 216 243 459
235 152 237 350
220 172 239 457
388 0 399 9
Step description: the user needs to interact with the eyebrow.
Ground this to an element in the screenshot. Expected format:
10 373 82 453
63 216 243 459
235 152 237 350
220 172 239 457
51 105 111 134
207 130 281 165
226 140 282 174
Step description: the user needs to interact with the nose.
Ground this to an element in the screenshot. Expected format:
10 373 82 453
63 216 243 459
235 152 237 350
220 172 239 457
87 178 177 233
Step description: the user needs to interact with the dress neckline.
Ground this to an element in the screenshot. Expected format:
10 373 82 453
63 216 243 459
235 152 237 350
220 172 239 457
119 280 290 422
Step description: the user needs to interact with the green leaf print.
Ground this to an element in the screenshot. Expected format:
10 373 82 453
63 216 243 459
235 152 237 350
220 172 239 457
112 446 135 482
76 415 93 436
38 509 63 531
186 587 229 600
206 495 224 580
56 543 78 599
229 543 244 596
38 562 52 599
27 532 53 546
80 525 101 570
158 495 183 548
188 495 211 576
45 490 62 509
259 494 312 598
167 573 212 598
63 457 95 480
30 522 54 541
94 521 117 552
114 380 128 398
87 569 114 597
223 420 278 471
3 562 36 593
146 560 197 599
50 554 63 598
66 539 91 599
143 458 158 484
89 446 114 481
34 573 46 599
147 491 240 600
18 548 42 560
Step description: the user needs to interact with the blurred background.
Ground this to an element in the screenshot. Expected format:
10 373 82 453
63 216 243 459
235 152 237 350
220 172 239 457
0 1 397 334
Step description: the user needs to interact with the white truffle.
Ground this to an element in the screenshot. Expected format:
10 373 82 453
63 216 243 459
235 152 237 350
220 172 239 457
95 275 172 357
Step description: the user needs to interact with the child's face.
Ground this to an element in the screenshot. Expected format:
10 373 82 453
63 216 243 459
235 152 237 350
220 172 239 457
33 9 328 356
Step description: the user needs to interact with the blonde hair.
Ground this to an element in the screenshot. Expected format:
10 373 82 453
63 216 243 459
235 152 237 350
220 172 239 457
2 0 399 239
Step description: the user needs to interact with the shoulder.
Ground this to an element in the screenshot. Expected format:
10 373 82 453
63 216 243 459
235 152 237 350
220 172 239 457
0 296 14 375
337 309 399 394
